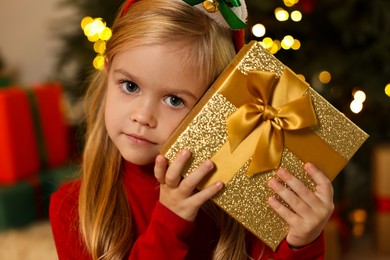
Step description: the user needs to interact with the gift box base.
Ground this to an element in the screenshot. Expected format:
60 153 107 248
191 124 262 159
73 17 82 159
0 165 78 230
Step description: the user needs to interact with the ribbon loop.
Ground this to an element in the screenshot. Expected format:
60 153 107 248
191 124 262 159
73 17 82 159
226 69 317 175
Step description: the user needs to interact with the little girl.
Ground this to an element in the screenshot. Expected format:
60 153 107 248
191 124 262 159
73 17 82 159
50 0 334 259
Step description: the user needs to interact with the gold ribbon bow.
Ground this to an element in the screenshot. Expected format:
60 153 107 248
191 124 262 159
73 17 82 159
226 69 317 176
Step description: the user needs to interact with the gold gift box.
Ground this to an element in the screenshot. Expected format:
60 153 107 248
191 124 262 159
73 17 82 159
161 41 368 250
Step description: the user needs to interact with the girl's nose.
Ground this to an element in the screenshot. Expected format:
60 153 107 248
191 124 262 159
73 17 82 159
129 99 157 128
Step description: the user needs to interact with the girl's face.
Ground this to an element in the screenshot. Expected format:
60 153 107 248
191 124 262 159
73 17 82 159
105 43 207 165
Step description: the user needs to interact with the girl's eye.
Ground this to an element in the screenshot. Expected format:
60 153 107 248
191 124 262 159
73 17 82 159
120 80 139 94
164 95 184 108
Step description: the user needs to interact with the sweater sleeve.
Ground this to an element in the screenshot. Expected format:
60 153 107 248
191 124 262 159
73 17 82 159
274 233 325 260
51 183 202 260
129 201 195 260
248 231 325 260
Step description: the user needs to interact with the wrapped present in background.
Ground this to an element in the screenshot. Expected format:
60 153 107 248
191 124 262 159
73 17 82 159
30 83 69 168
162 41 369 250
372 144 390 253
0 83 70 184
0 88 40 183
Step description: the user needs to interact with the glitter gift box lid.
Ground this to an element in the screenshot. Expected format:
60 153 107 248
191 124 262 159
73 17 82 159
161 41 369 250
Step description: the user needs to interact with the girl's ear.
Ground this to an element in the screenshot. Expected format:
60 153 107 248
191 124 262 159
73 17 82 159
105 58 110 71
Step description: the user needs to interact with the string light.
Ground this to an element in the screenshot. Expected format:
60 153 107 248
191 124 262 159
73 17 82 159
93 40 106 55
385 83 390 97
252 23 266 38
283 0 299 7
349 209 367 237
81 17 94 30
273 39 281 51
252 3 303 53
319 71 331 84
350 89 366 114
262 37 274 49
350 100 363 114
291 39 301 50
99 27 112 41
281 35 294 49
269 42 279 54
93 55 105 71
260 37 278 54
291 10 302 22
354 90 366 103
275 7 289 21
296 74 306 82
81 16 112 70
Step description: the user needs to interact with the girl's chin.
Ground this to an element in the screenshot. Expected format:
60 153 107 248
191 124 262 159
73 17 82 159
121 153 157 166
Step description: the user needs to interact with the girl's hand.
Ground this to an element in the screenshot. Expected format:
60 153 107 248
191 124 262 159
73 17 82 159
268 163 334 248
154 149 224 222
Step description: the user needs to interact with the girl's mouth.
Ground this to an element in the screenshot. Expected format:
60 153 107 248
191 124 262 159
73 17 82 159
125 133 156 145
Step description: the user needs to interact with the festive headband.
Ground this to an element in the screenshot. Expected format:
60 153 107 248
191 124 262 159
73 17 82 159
122 0 248 51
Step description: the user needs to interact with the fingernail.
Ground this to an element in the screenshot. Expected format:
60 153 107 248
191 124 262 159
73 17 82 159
277 168 287 177
304 162 314 171
268 196 277 205
268 178 277 188
204 159 214 169
215 181 224 189
181 149 190 157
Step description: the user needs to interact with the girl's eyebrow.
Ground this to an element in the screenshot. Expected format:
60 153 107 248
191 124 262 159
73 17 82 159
113 69 139 82
112 69 200 101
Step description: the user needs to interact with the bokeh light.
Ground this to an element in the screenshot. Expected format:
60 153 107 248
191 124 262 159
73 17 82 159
93 55 105 70
252 23 266 38
291 10 302 22
94 40 106 55
297 74 306 82
99 27 112 41
81 16 112 70
385 83 390 97
275 7 289 21
291 39 301 50
354 90 366 103
81 16 94 30
319 71 331 84
281 35 294 49
262 37 274 49
283 0 299 7
350 99 363 114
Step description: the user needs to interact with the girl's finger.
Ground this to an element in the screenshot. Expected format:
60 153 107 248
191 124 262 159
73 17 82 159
188 180 224 208
268 176 310 218
180 159 215 193
268 195 300 227
274 168 319 211
165 149 191 187
154 154 168 184
304 163 334 204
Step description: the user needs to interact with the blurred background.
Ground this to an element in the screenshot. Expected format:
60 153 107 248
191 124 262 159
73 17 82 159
0 0 389 259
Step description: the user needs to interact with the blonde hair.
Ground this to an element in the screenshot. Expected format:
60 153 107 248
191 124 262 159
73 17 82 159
79 0 247 259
